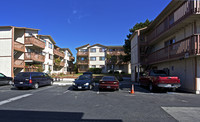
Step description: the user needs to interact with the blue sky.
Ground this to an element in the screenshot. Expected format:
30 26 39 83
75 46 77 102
1 0 171 56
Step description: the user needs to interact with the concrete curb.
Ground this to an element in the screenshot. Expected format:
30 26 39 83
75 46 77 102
53 82 73 86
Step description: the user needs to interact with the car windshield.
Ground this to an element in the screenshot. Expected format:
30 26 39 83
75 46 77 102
0 73 5 77
150 70 167 76
102 77 116 81
77 75 91 80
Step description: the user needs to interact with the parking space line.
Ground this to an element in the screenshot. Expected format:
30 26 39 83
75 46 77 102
0 94 32 106
63 90 70 94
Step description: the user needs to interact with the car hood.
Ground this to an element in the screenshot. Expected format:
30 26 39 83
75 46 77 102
74 80 91 84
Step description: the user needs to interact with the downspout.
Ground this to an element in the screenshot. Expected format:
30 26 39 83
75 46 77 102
11 27 14 77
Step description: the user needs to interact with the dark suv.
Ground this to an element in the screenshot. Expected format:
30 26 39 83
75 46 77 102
14 72 53 89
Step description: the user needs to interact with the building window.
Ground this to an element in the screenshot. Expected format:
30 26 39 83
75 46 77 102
99 57 105 61
49 65 52 71
79 57 86 61
164 38 175 47
90 48 96 52
43 64 45 70
80 49 87 52
90 57 96 61
91 65 96 68
169 14 174 26
119 65 124 69
49 54 53 60
48 42 52 49
99 48 106 52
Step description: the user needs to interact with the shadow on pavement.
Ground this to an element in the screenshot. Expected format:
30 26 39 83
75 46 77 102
0 110 123 122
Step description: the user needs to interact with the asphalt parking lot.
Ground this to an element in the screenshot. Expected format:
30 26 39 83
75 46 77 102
0 82 199 122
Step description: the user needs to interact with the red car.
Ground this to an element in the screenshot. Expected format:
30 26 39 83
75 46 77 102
99 76 119 91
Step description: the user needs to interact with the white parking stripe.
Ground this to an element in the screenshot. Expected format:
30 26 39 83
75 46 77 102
63 90 70 94
0 94 32 106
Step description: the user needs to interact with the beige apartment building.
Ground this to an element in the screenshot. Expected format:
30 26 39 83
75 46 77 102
76 44 131 73
131 0 200 94
0 26 74 77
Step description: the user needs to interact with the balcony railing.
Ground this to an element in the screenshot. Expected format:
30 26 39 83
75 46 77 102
14 59 24 68
54 60 65 67
53 49 65 58
25 37 45 49
24 52 45 63
69 56 75 61
146 35 200 64
14 41 25 52
77 52 88 56
107 51 125 55
147 0 197 44
77 60 88 65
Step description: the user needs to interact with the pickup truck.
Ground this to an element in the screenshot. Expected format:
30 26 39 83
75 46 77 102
139 70 181 92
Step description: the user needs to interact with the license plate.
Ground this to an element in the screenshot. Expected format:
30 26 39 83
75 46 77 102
78 86 82 89
166 84 171 87
107 86 111 88
20 82 23 84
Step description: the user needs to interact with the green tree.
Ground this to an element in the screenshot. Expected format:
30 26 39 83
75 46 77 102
123 19 152 62
106 54 118 75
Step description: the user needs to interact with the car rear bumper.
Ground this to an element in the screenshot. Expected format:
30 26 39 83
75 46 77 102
99 84 119 90
157 83 181 88
73 85 90 90
14 83 33 88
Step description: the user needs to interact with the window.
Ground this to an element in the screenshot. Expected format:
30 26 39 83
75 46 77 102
90 48 96 52
99 57 105 61
79 57 86 61
164 38 175 47
90 57 96 61
169 14 174 26
99 48 106 52
49 54 53 60
43 64 45 70
48 42 52 49
49 65 52 71
119 65 124 69
91 65 96 68
80 49 87 52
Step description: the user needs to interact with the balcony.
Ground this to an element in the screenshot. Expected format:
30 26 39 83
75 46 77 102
107 51 125 56
53 49 65 58
54 60 65 67
77 60 88 65
25 37 45 49
147 0 200 44
146 35 200 65
77 52 88 56
14 41 25 52
69 56 75 61
14 59 24 68
24 52 45 63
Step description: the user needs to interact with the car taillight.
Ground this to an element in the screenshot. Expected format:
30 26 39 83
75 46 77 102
29 79 32 84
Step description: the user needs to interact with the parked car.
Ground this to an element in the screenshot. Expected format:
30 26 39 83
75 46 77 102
99 76 119 91
0 73 13 85
14 72 53 89
139 70 181 92
73 75 93 90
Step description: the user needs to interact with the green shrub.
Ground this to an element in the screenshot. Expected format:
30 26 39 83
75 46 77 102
89 68 102 74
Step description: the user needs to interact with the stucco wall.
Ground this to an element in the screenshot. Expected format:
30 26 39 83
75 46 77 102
0 57 12 76
0 28 12 38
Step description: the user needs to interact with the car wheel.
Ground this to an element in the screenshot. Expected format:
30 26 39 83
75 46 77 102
33 83 39 89
50 81 53 86
172 88 176 92
89 85 92 90
149 83 154 92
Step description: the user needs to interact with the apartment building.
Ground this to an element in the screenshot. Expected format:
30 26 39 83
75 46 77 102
131 0 200 94
0 26 74 77
76 44 130 73
37 35 56 74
